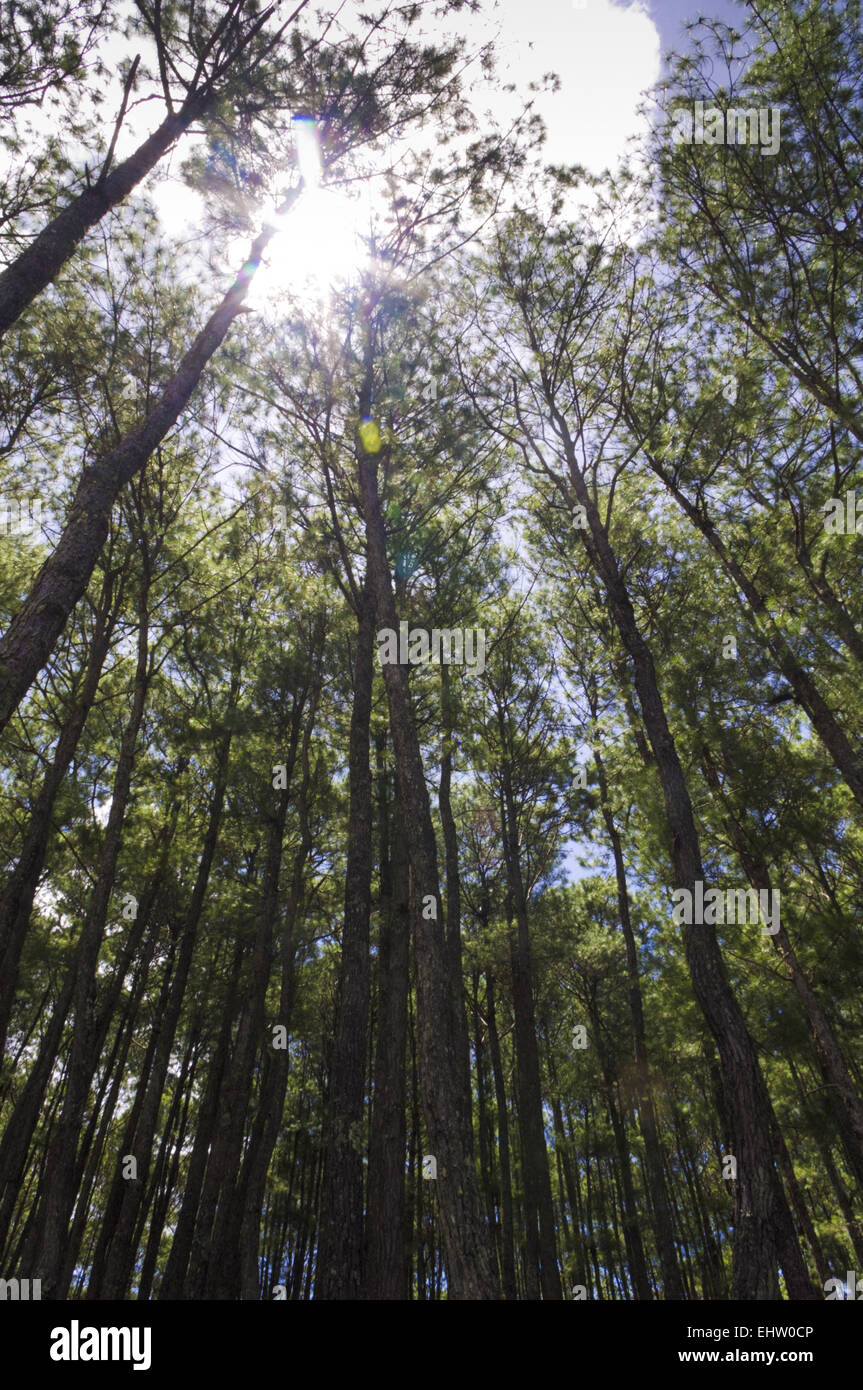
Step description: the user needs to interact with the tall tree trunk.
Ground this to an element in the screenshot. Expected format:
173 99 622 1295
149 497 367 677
199 674 317 1299
0 964 76 1257
236 720 315 1301
356 400 498 1299
790 528 863 667
0 584 116 1054
84 935 182 1299
592 737 683 1298
0 209 296 732
22 579 152 1297
584 983 652 1300
498 765 562 1300
471 971 497 1241
61 912 160 1293
642 453 863 810
438 663 473 1137
671 1103 728 1299
698 738 863 1188
366 757 411 1300
813 1136 863 1271
552 405 805 1298
486 971 517 1301
546 1075 588 1296
138 1029 202 1301
770 1113 829 1290
0 99 210 340
93 713 236 1298
318 580 375 1299
159 938 245 1299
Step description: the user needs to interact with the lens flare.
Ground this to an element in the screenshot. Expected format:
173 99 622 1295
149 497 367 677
292 114 322 189
359 418 382 453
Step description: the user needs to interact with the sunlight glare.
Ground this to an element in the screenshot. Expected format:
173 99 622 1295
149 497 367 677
249 185 368 309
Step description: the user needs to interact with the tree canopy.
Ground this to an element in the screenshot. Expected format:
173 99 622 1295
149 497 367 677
1 0 862 1315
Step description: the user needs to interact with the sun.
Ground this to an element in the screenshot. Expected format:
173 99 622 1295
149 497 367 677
251 185 369 307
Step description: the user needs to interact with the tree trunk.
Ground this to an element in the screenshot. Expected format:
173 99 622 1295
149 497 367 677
0 101 207 340
592 738 683 1298
61 913 160 1293
486 971 517 1300
159 938 245 1299
438 662 474 1137
85 932 181 1299
366 759 411 1300
552 404 803 1298
498 767 561 1299
0 213 291 732
22 580 152 1297
317 580 375 1299
585 984 652 1300
698 738 863 1188
0 585 116 1053
138 1029 202 1301
644 454 863 810
236 720 315 1300
96 714 236 1298
199 674 318 1299
0 963 76 1255
546 1077 588 1296
471 971 497 1241
356 406 498 1299
791 531 863 667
